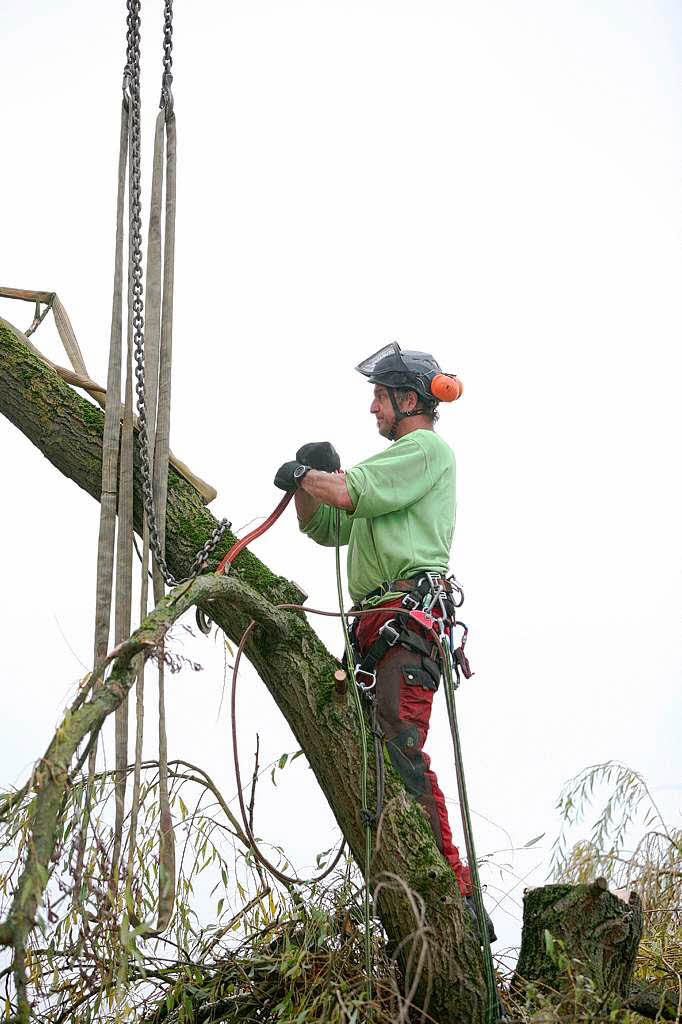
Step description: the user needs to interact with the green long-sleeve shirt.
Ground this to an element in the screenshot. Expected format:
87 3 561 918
300 429 456 604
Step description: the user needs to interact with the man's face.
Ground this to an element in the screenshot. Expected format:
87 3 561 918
370 385 399 438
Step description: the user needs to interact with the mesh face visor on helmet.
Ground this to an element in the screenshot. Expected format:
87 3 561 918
355 342 407 381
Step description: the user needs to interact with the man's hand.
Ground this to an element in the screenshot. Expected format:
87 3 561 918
295 442 340 473
277 443 351 519
274 460 310 491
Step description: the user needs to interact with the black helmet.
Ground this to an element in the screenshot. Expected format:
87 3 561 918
356 342 461 406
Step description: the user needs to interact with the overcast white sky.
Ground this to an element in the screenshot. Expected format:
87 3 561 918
2 0 681 956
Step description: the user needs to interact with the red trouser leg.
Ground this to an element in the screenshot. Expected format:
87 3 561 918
356 602 472 899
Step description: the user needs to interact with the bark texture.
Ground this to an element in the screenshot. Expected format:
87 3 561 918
514 879 643 1001
0 321 486 1023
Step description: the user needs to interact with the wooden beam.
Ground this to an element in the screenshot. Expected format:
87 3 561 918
0 286 54 304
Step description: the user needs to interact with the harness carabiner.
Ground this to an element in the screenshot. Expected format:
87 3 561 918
378 619 401 646
354 665 377 692
447 574 465 608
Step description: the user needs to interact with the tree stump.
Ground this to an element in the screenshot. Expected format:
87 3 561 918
513 880 642 1002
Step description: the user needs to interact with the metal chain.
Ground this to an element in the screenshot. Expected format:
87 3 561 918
160 0 174 110
124 0 230 587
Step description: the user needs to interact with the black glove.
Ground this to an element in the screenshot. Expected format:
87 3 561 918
295 441 341 473
274 460 311 491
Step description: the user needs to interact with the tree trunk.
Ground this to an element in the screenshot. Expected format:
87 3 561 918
0 320 487 1023
513 879 643 1006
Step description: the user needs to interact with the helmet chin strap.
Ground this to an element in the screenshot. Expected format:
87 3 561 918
387 388 428 440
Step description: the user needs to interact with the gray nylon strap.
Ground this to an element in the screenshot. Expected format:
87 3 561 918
153 110 175 578
52 294 89 379
155 110 178 933
75 96 130 899
125 101 177 934
143 109 165 493
127 97 148 920
112 98 135 881
93 96 129 671
127 107 163 931
148 105 177 933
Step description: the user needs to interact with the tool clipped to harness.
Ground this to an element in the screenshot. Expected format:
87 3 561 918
450 621 474 685
448 574 465 608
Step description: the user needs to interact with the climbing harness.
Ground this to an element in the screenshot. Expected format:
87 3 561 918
348 573 463 693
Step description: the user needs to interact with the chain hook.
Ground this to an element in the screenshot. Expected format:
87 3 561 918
159 71 174 112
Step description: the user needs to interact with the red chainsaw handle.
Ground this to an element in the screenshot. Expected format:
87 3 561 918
216 491 295 575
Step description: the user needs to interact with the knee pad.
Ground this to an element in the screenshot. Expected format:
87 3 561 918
387 725 428 797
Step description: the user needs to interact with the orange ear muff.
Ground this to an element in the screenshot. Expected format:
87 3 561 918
431 374 463 402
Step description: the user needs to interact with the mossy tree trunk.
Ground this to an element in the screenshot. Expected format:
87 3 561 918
0 321 487 1023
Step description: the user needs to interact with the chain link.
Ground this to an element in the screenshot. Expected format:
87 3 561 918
160 0 174 110
124 0 230 587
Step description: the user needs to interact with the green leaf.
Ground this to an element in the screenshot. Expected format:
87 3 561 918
523 833 545 849
544 929 555 957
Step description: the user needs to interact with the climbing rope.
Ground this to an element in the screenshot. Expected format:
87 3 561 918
439 629 499 1023
335 511 374 1000
230 616 346 887
227 597 384 992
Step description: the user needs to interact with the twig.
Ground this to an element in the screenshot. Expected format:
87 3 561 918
248 735 260 834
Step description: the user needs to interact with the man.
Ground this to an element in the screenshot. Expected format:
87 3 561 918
274 342 491 932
